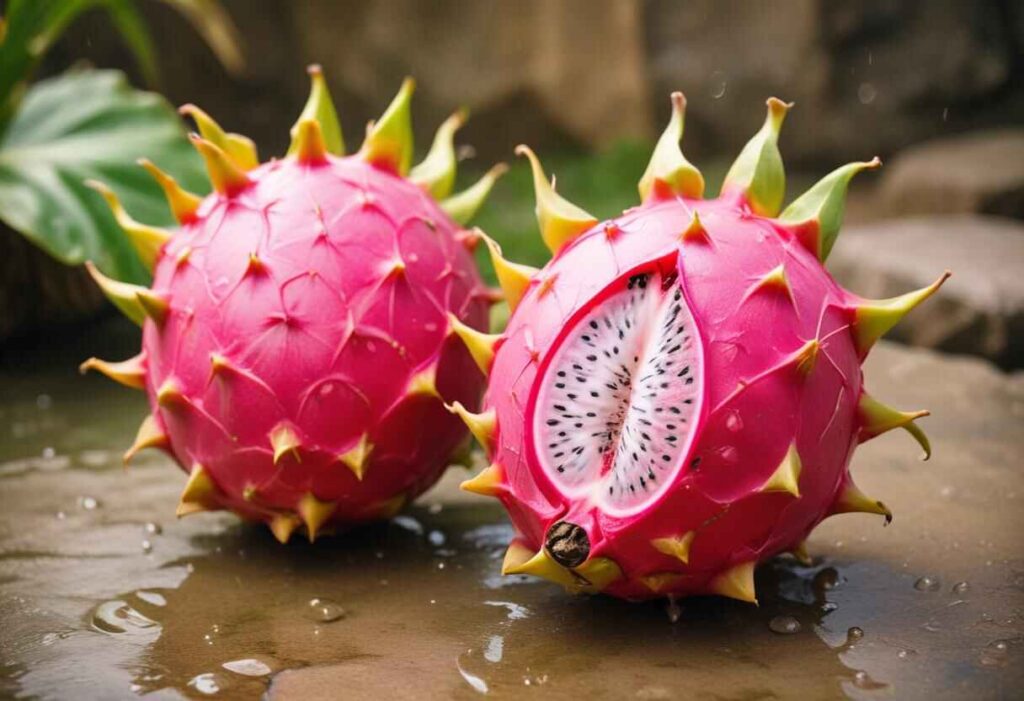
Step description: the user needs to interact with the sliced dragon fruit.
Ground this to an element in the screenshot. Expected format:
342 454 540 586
452 92 948 601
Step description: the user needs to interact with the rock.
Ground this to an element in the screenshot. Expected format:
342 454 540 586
645 0 1024 167
828 215 1024 368
878 129 1024 219
291 0 652 157
50 0 1024 168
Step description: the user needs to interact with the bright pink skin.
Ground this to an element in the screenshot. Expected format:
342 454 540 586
486 190 866 599
143 154 489 525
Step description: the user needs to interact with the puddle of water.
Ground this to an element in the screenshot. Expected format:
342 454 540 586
1 323 1022 698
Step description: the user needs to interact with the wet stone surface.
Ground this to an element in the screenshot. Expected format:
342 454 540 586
1 338 1022 699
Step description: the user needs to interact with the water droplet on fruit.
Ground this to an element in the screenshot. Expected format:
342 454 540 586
768 615 801 634
914 575 941 592
718 446 738 464
306 597 345 623
898 648 917 660
78 496 99 510
428 530 446 547
141 540 152 554
710 72 727 99
952 581 970 594
725 411 743 432
144 522 162 535
41 446 55 459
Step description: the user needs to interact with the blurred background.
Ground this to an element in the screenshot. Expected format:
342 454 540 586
2 0 1023 367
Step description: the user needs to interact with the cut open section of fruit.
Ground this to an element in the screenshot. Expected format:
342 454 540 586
532 265 704 516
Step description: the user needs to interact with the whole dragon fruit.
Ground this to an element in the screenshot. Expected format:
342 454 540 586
81 67 506 542
451 93 948 601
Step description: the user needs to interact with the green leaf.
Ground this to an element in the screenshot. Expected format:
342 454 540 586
0 0 244 129
158 0 245 75
0 68 209 283
0 0 98 124
103 0 161 87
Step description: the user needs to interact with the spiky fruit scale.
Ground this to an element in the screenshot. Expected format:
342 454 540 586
458 94 947 601
82 67 507 541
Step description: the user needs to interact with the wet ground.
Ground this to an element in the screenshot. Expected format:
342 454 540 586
1 322 1022 699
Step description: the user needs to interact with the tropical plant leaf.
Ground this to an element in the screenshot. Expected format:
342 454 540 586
158 0 244 75
0 0 244 128
102 0 161 87
0 68 209 283
0 0 97 124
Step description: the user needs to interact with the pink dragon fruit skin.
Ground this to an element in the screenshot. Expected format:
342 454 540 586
81 67 507 542
453 93 948 601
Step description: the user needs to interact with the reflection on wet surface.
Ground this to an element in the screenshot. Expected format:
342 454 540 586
1 326 1022 699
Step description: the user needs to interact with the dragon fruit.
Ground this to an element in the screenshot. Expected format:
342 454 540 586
80 66 506 542
451 93 949 601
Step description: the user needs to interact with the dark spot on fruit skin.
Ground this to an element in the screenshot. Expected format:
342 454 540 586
545 521 590 567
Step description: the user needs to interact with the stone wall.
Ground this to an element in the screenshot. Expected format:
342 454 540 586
46 0 1024 164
